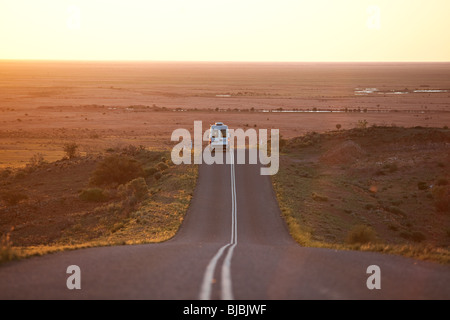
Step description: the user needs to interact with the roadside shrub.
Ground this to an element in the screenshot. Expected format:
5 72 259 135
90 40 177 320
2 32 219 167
346 225 377 244
0 228 17 263
28 153 46 167
388 224 398 231
144 167 158 177
143 151 163 162
79 188 107 202
118 177 148 201
63 142 79 159
0 169 12 179
417 181 428 190
356 119 368 129
385 206 406 217
383 162 398 173
125 195 138 209
128 177 149 200
157 162 169 171
0 190 28 206
89 133 100 139
111 222 125 233
90 155 144 186
14 171 27 179
154 172 162 180
311 192 328 202
279 136 288 151
121 144 145 156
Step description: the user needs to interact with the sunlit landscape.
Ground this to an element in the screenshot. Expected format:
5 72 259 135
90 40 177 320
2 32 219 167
0 0 449 302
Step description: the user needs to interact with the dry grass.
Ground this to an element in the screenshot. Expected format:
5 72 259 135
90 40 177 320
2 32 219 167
273 126 450 264
0 228 19 263
346 225 378 244
0 148 198 264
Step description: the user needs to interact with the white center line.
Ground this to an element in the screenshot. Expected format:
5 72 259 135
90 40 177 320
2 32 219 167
199 148 237 300
221 148 237 300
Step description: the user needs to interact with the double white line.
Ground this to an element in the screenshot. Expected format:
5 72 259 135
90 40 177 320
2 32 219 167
199 148 237 300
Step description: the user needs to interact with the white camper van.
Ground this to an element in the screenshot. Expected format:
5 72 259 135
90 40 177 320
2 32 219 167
209 122 230 151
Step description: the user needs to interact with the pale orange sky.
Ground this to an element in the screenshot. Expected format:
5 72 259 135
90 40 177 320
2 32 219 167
0 0 449 61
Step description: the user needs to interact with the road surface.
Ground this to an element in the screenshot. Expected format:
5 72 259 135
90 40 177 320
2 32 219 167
1 149 449 299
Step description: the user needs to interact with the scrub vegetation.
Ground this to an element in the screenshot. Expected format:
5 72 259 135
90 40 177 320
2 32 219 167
0 145 197 264
273 125 450 264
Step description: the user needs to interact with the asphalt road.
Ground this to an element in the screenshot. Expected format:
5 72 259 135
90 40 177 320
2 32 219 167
0 149 449 299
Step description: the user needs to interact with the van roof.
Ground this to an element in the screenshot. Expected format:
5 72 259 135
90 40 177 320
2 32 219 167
211 122 228 129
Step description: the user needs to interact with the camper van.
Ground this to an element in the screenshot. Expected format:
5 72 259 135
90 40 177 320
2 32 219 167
208 122 230 151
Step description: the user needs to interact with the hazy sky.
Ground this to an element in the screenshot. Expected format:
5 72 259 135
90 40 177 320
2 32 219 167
1 0 449 61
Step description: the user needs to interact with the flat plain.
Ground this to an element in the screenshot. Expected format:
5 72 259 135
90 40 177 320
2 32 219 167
0 61 449 263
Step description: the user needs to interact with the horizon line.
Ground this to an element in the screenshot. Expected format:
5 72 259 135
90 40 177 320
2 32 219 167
1 59 450 64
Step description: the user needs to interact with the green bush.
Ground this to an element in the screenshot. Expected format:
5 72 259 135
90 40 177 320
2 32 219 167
346 225 377 244
90 155 144 186
79 188 107 202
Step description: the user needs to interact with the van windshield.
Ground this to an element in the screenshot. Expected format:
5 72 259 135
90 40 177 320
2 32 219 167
221 129 227 137
212 129 227 138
